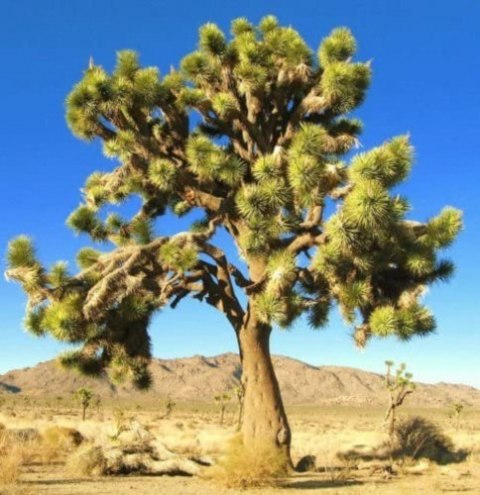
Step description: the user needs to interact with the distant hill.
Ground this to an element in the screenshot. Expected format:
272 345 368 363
1 353 479 407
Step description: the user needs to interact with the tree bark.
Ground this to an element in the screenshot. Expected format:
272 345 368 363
238 309 291 463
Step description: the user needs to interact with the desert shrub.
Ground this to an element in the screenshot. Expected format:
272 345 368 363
39 426 83 462
6 429 39 443
42 426 83 449
109 408 129 440
0 429 22 486
65 445 106 477
209 436 288 488
391 416 457 464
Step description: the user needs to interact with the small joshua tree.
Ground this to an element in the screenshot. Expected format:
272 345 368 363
74 387 93 421
232 384 245 430
93 396 102 415
384 361 415 443
164 397 176 418
214 392 232 425
6 16 462 463
450 402 464 432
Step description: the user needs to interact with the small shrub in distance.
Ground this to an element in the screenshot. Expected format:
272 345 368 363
391 416 457 464
39 426 84 462
65 445 106 477
109 407 129 440
42 426 83 449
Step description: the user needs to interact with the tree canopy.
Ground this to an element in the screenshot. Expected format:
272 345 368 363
7 16 462 390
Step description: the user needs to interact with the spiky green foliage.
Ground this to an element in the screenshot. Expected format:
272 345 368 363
7 236 37 268
6 16 461 391
320 61 371 114
67 205 107 240
319 27 357 66
159 238 198 273
425 207 463 248
149 159 178 191
349 136 413 187
59 350 104 376
23 306 47 336
76 247 101 269
48 261 70 288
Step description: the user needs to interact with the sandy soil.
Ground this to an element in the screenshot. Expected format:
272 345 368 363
1 402 479 495
20 461 480 495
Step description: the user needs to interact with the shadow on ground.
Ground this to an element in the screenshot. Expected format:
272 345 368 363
281 474 364 490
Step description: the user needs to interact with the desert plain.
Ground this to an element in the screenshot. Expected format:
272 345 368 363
1 354 479 495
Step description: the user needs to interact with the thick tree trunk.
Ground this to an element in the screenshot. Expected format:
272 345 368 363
238 310 291 463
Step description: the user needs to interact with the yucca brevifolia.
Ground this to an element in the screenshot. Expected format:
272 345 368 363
164 397 176 418
6 16 462 462
232 384 245 430
384 361 415 442
74 387 93 421
214 391 232 425
450 402 464 432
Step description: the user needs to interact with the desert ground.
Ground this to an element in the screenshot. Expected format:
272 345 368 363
1 397 479 495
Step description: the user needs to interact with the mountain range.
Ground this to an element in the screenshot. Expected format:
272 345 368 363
1 353 478 407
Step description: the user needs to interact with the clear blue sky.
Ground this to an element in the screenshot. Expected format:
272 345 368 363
1 0 479 387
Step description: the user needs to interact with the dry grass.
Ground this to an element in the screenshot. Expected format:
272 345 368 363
65 444 106 477
208 436 289 488
0 429 23 487
0 398 479 494
38 425 84 463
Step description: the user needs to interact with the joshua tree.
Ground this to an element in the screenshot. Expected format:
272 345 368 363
214 392 231 425
6 16 461 462
450 402 464 432
384 361 415 443
164 397 176 418
232 384 245 430
93 396 102 415
74 387 93 421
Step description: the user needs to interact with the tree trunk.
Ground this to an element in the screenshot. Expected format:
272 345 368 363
238 310 291 463
220 405 226 425
387 405 396 443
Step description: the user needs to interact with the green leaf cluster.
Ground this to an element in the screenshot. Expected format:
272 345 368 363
159 238 198 273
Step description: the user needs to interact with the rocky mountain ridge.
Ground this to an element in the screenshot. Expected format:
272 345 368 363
1 353 478 407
